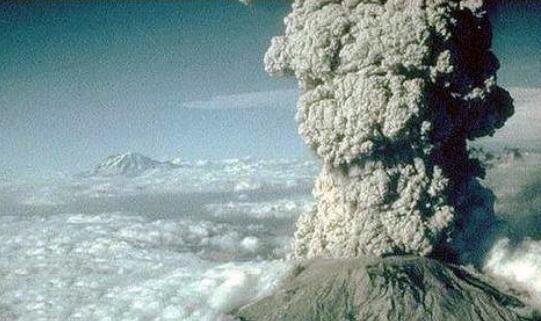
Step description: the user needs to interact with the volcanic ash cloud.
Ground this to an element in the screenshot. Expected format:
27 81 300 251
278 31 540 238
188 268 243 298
265 0 513 259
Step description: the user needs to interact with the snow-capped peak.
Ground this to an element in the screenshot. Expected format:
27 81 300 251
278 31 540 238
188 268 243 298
93 152 168 177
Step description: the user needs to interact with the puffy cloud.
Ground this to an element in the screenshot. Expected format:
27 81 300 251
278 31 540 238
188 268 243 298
265 0 513 258
0 212 291 320
485 238 541 306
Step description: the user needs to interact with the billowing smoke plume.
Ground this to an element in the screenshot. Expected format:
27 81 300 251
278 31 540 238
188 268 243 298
265 0 513 259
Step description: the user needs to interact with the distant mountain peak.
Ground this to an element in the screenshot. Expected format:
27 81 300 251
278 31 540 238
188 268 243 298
93 152 167 177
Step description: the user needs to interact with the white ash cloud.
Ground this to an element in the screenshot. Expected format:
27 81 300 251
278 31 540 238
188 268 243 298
265 0 514 259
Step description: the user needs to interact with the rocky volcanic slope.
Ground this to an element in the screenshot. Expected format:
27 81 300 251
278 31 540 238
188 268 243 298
236 256 539 321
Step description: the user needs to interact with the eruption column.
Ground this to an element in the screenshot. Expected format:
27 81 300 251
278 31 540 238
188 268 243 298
264 0 514 259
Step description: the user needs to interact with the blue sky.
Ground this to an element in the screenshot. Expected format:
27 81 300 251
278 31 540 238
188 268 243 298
0 1 539 177
489 1 541 86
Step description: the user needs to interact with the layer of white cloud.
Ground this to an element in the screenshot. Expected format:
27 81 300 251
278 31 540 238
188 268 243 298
182 89 298 110
0 212 290 321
